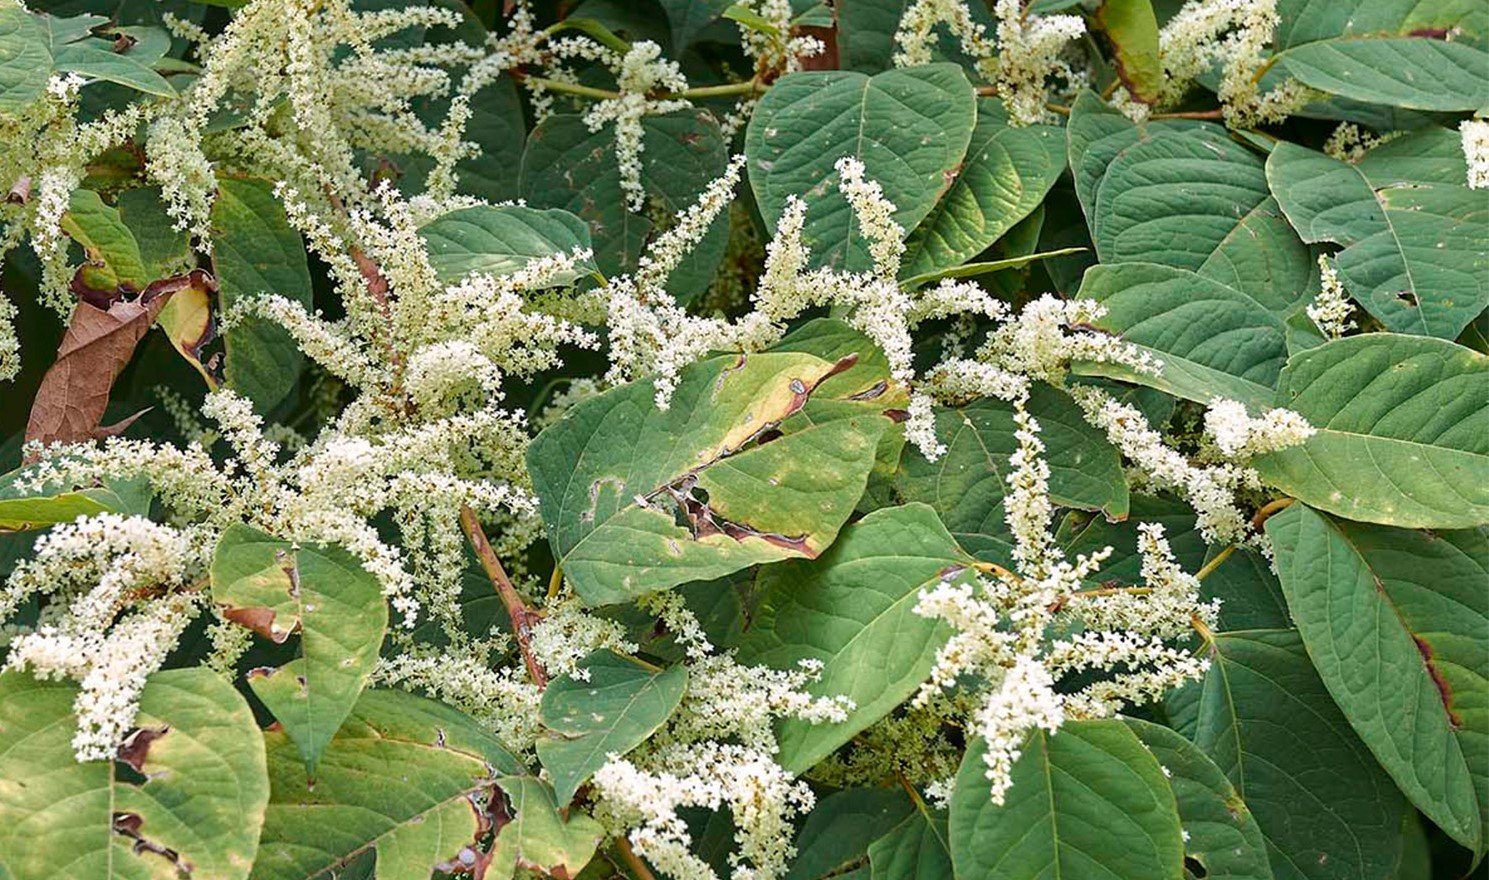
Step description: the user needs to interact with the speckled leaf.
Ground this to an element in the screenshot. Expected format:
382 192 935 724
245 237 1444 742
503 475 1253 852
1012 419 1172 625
212 177 314 413
250 689 525 880
0 668 269 880
745 64 975 271
738 504 970 773
527 351 890 606
949 718 1184 880
1123 718 1274 880
486 777 604 880
901 98 1065 278
1073 262 1287 411
420 205 596 286
1190 630 1408 880
536 650 688 804
1267 504 1487 853
1266 135 1489 339
211 524 388 773
1253 334 1489 527
895 383 1129 564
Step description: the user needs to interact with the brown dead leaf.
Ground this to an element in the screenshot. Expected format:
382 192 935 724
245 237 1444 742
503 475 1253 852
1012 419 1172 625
25 269 216 454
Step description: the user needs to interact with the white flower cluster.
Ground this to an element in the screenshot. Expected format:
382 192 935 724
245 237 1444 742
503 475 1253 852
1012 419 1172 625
1154 0 1310 125
893 0 1086 125
1308 254 1356 339
2 515 207 760
1204 397 1315 458
1461 119 1489 189
911 399 1217 803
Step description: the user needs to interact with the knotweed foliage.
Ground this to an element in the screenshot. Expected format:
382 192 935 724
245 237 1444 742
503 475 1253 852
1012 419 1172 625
0 1 1485 878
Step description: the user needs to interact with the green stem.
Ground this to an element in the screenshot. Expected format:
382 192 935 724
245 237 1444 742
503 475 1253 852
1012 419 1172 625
520 75 621 101
664 79 764 100
1194 544 1237 581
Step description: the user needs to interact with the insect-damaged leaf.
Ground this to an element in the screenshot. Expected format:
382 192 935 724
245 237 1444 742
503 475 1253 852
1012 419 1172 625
24 269 215 452
527 351 893 606
251 689 526 880
211 523 387 773
0 668 268 880
487 776 605 879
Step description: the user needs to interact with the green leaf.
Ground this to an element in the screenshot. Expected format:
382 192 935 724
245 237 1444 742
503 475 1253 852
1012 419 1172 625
251 688 525 880
785 787 914 880
1253 334 1489 528
53 36 174 96
1273 0 1486 50
521 109 728 284
487 777 604 880
1266 136 1489 339
211 523 388 773
868 801 954 880
0 465 146 532
527 351 890 606
657 0 733 51
212 177 315 413
737 504 969 773
836 0 910 73
895 384 1130 564
745 64 976 271
0 6 51 114
901 98 1065 279
1277 37 1489 111
115 187 191 279
61 189 151 289
1190 630 1408 880
420 205 597 286
536 650 688 805
1073 262 1287 411
1123 718 1275 880
1266 504 1487 853
0 668 269 880
1093 0 1164 103
949 718 1185 880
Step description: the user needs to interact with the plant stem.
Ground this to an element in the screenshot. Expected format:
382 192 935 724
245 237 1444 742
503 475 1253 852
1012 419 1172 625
518 74 622 101
1251 497 1295 530
1151 109 1224 120
1194 544 1237 581
546 564 564 603
664 79 763 100
458 504 548 688
616 835 659 880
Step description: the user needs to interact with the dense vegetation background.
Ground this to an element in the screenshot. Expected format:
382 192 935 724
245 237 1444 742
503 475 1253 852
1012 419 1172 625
0 0 1486 878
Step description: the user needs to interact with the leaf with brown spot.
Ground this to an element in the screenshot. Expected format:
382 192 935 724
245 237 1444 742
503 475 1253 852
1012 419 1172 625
24 270 212 453
0 668 268 880
210 524 388 773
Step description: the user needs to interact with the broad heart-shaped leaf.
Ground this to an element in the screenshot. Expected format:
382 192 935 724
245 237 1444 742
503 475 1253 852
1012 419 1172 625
1276 37 1489 112
419 205 596 286
0 6 51 114
1067 94 1309 316
737 504 969 773
1266 135 1489 339
52 35 173 96
486 777 604 880
785 788 914 880
527 351 890 606
1189 630 1408 880
211 524 388 773
536 650 688 805
949 718 1184 880
894 383 1129 565
1073 262 1287 411
1253 334 1489 528
901 98 1065 279
250 688 526 880
212 177 314 413
1266 505 1488 853
1123 719 1274 880
0 668 269 880
521 109 728 288
745 64 976 272
1273 0 1487 50
61 189 151 289
867 802 954 880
